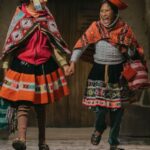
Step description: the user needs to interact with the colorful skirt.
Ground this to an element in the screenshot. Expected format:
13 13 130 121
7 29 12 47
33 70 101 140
82 63 133 109
0 57 69 104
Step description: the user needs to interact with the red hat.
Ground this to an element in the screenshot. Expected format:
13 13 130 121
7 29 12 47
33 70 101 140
108 0 128 10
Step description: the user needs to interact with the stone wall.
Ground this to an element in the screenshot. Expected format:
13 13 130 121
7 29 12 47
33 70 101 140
145 0 150 57
140 0 150 106
120 0 150 137
119 0 150 107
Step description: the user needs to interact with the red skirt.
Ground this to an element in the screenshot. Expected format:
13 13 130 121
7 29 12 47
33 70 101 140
0 58 69 104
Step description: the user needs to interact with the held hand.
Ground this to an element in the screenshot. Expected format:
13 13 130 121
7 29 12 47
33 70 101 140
68 62 75 75
63 65 71 76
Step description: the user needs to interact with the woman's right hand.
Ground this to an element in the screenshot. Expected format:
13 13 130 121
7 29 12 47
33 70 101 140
68 62 75 75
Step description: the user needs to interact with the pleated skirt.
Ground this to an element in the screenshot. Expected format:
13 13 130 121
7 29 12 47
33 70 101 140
0 57 69 104
82 63 134 109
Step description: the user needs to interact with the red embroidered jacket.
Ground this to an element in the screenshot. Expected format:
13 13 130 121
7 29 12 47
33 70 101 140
1 6 71 66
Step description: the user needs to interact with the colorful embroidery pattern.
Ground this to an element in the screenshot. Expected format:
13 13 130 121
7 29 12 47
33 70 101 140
83 80 130 108
1 6 71 59
3 76 66 93
0 68 69 104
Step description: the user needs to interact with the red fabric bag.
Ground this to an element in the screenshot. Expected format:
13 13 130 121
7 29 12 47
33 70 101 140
122 63 137 81
122 60 150 90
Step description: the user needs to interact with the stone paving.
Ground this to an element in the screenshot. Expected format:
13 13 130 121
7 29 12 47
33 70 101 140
0 128 150 150
1 139 150 150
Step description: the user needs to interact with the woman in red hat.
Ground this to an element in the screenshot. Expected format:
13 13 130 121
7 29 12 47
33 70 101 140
0 0 71 149
69 0 147 150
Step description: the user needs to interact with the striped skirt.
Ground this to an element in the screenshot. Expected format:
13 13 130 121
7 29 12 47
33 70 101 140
0 57 69 104
82 63 134 109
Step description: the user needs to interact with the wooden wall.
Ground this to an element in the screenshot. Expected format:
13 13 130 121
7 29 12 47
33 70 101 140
0 0 100 127
0 0 149 127
31 0 150 127
27 0 101 127
39 0 100 127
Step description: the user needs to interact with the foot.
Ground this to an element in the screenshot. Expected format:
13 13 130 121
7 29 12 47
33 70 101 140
110 145 124 150
12 138 26 150
91 131 101 145
39 144 50 150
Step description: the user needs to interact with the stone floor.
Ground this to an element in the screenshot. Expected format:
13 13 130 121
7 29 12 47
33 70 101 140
0 128 150 150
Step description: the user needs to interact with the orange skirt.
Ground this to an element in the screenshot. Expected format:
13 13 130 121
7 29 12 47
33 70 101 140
0 58 69 104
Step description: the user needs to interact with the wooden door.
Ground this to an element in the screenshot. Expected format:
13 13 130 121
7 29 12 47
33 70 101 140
28 0 100 127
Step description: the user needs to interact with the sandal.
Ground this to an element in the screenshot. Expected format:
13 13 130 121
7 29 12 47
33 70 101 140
110 145 124 150
91 132 101 145
12 138 26 150
39 144 50 150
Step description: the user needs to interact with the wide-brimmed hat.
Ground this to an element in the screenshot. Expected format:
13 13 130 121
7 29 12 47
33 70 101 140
108 0 128 10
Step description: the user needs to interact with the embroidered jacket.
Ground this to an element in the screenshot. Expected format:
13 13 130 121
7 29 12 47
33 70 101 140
73 18 144 63
1 6 71 67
